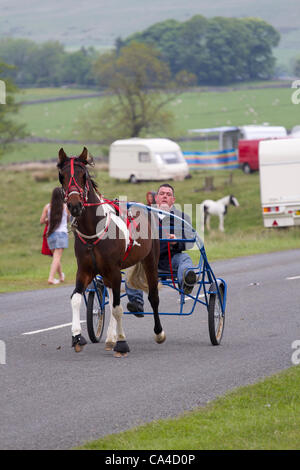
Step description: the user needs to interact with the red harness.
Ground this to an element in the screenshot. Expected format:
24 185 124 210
62 158 89 204
61 158 137 260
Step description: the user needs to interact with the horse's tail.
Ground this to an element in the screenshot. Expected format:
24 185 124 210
126 262 149 293
126 262 162 293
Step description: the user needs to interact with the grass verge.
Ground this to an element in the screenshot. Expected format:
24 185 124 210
77 365 300 450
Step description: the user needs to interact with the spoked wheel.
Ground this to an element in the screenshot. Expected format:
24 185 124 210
86 280 106 343
208 284 225 345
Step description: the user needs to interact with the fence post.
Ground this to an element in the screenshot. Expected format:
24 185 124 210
203 176 215 191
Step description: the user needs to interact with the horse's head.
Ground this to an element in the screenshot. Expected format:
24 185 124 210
57 147 91 217
229 195 239 207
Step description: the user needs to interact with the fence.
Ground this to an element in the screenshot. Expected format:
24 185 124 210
183 148 239 170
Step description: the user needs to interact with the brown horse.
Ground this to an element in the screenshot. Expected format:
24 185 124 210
57 147 165 356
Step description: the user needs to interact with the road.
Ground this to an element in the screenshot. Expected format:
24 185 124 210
1 249 300 450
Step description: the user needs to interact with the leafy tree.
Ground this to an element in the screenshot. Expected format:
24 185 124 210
30 41 65 86
59 47 97 86
0 38 98 87
123 15 280 85
82 42 195 141
0 62 27 157
0 38 39 85
242 18 280 80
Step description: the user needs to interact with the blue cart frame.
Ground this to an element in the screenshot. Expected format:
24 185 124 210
83 203 227 346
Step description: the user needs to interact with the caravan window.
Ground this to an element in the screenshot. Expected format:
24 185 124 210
156 151 183 164
138 152 151 162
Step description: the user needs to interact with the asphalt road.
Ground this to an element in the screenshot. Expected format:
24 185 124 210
1 249 300 450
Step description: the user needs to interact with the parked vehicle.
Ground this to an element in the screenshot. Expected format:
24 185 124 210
109 138 189 183
259 138 300 227
239 128 288 174
189 125 287 152
238 139 260 173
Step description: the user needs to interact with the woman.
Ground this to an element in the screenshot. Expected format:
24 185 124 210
40 187 70 285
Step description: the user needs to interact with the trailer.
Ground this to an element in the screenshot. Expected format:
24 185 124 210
109 138 189 183
259 138 300 227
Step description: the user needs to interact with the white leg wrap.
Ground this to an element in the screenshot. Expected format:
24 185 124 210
112 305 126 341
71 293 82 336
105 288 117 345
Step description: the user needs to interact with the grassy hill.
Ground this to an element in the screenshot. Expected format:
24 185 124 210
0 0 299 72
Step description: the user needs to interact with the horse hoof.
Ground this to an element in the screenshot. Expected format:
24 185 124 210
114 340 130 354
155 331 166 344
105 342 116 351
74 343 83 353
114 352 128 358
72 334 87 352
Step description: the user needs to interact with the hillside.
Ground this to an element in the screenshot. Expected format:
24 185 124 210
0 0 299 71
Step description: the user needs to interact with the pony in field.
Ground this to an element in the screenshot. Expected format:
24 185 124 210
57 147 165 357
202 195 239 232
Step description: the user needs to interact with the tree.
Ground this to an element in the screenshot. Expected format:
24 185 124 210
242 18 280 80
30 41 65 86
81 42 195 141
0 38 39 85
59 47 97 86
0 62 27 157
122 15 280 85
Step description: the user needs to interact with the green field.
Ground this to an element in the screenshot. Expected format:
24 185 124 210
1 83 299 165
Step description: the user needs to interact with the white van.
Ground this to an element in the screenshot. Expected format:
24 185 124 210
259 138 300 227
240 125 287 140
109 138 189 183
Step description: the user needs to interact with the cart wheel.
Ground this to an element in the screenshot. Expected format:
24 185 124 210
208 284 225 345
86 281 105 343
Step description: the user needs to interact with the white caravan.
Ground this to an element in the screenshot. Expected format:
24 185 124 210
109 138 189 183
259 138 300 227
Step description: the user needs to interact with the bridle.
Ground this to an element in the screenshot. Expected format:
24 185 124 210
59 156 138 260
60 158 90 204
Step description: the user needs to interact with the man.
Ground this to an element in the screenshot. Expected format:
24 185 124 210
126 183 197 316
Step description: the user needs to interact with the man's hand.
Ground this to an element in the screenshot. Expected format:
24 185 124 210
168 233 177 245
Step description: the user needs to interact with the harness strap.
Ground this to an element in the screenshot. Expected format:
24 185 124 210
122 216 139 262
75 213 111 246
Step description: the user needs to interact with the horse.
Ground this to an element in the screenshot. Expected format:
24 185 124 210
202 195 239 232
57 147 165 357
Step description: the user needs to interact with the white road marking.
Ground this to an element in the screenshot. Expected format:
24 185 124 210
286 275 300 280
22 320 86 336
177 294 205 303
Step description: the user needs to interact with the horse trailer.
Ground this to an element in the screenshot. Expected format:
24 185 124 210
259 138 300 227
109 138 189 183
